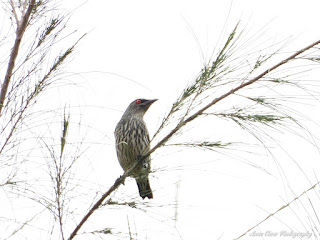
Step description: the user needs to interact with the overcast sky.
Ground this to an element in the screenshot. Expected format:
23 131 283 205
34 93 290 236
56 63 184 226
2 0 320 239
58 1 320 239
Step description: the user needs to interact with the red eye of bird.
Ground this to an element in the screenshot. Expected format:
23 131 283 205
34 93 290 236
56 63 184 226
136 99 141 104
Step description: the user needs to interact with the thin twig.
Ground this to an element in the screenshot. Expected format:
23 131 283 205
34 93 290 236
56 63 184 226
22 0 28 16
234 181 320 240
67 39 320 240
9 0 20 26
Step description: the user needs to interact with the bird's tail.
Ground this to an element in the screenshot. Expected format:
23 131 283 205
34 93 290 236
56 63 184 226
136 178 153 199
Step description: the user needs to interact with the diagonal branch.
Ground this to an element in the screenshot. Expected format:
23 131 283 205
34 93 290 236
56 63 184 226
67 171 131 240
67 39 320 240
0 0 36 116
146 39 320 157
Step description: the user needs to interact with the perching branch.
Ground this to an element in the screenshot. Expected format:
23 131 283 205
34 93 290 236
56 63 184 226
0 0 35 115
68 172 131 240
67 33 320 239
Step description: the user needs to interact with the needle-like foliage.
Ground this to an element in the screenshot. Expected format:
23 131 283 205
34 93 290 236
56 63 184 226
67 22 320 239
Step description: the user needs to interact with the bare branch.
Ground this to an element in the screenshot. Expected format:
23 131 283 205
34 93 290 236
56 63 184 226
0 0 36 116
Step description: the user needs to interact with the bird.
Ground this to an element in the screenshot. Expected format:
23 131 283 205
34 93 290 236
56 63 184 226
114 98 157 199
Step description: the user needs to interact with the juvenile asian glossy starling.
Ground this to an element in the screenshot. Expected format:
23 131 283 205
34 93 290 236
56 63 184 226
114 99 157 199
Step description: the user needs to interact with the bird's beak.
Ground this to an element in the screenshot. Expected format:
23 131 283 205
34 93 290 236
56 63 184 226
142 99 158 110
146 99 158 105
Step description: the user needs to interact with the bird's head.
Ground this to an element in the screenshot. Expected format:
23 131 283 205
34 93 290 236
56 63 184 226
124 99 158 118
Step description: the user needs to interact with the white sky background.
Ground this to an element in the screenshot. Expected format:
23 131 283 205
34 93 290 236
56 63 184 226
2 0 320 239
62 1 320 239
